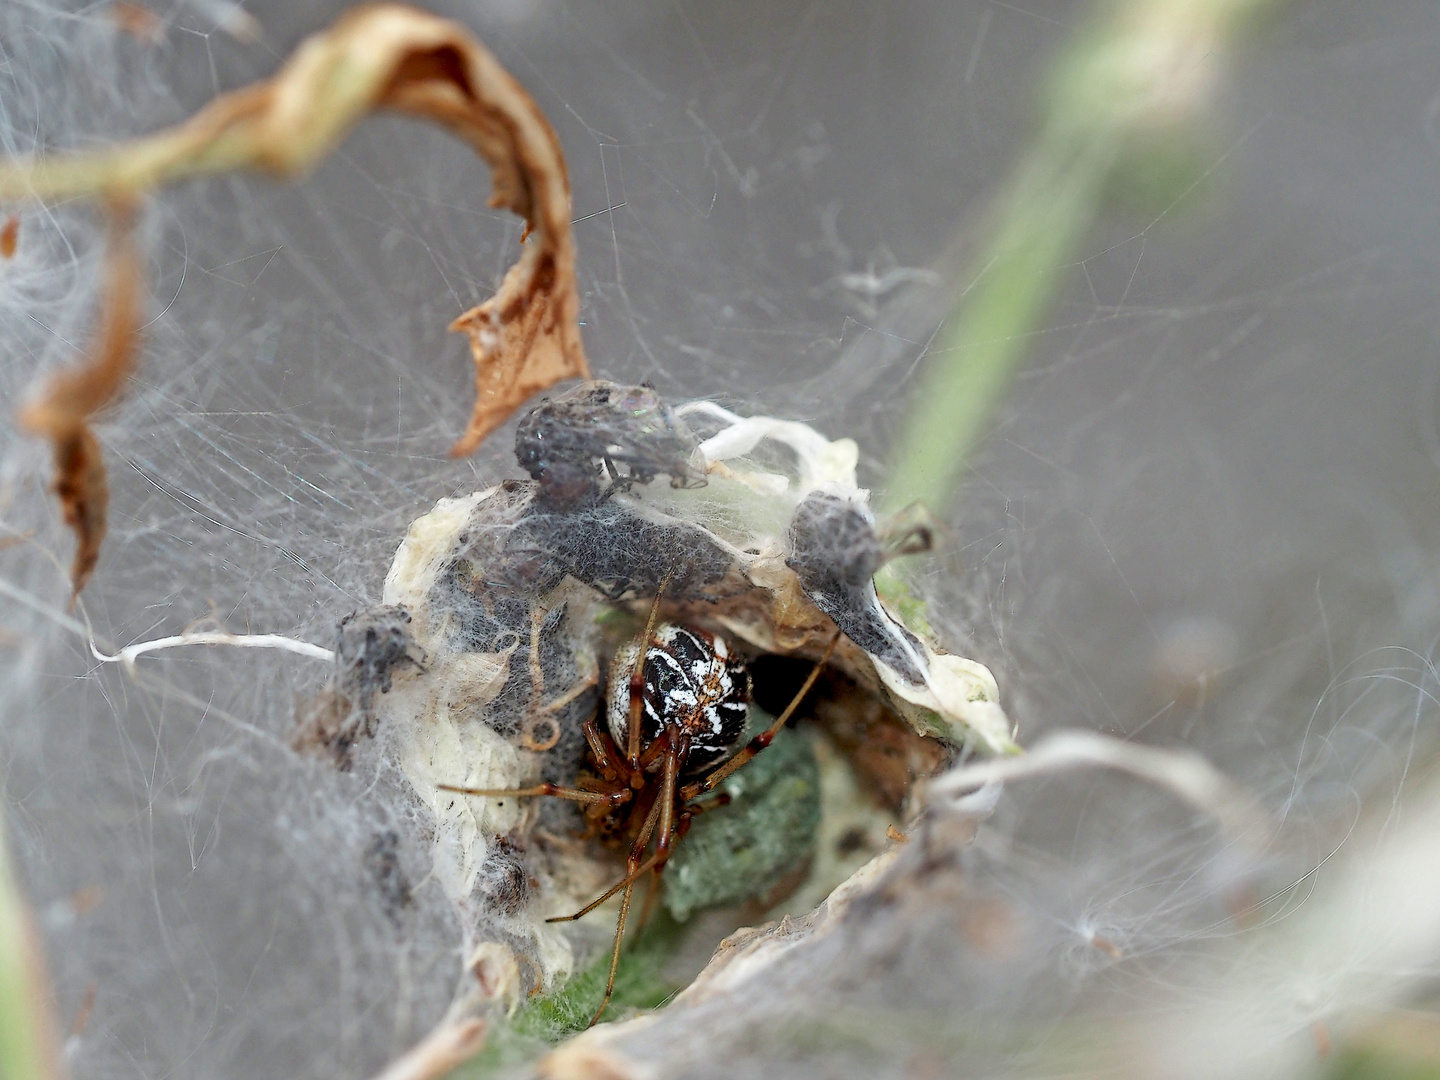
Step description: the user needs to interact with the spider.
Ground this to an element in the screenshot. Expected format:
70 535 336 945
440 596 838 1024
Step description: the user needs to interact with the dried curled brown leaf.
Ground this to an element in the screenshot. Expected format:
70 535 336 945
0 213 19 259
18 202 140 599
2 2 588 595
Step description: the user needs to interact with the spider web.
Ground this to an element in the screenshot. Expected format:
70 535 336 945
4 1 1440 1078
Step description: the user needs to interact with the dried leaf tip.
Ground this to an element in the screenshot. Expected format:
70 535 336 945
0 214 18 259
110 2 166 43
4 3 588 596
18 200 141 602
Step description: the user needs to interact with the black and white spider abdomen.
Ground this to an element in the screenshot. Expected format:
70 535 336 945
606 624 751 776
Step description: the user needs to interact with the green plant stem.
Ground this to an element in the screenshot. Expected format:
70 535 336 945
885 0 1280 514
0 819 62 1080
887 147 1108 512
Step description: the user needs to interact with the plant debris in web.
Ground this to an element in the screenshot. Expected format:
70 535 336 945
0 2 588 598
293 376 1017 1067
5 6 1022 1073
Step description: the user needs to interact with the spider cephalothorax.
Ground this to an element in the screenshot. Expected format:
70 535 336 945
605 624 751 778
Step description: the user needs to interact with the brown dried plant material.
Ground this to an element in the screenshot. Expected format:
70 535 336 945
110 2 166 43
368 1015 488 1080
69 979 99 1040
808 669 949 811
0 214 18 258
218 7 263 45
0 2 588 595
18 201 141 600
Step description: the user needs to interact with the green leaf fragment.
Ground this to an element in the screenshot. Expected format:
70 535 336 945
664 725 822 922
452 919 681 1078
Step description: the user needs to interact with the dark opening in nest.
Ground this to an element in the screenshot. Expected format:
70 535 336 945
748 654 952 814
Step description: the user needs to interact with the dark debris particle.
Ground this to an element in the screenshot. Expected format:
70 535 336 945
532 496 739 601
472 836 531 915
436 483 567 656
515 380 703 508
789 490 883 588
787 492 927 686
293 606 422 770
438 480 741 627
364 830 413 925
335 605 420 719
434 382 737 634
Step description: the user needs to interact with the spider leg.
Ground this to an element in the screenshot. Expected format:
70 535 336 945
634 865 661 937
583 710 634 784
436 781 627 807
637 730 677 771
547 838 666 924
547 729 684 924
626 588 668 770
629 771 666 860
652 732 682 861
679 631 841 802
591 874 638 1026
680 791 732 818
588 734 685 1026
631 733 688 937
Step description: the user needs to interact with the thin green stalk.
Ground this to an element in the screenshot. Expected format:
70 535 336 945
887 149 1108 511
885 0 1281 514
0 818 63 1080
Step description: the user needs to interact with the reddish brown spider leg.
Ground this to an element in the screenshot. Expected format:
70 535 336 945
545 839 667 923
582 711 632 785
680 792 733 819
652 735 682 861
547 796 667 925
435 782 624 806
679 632 841 802
634 866 662 937
547 794 665 933
633 736 688 937
626 588 668 771
590 875 638 1026
667 792 730 851
637 727 680 771
590 736 688 1026
594 814 660 1025
626 771 666 868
